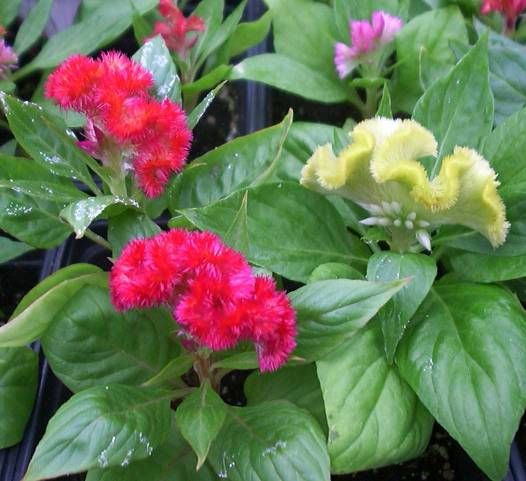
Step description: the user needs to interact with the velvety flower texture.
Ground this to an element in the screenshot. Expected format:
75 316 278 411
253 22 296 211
481 0 526 29
0 39 17 79
110 229 297 372
45 52 192 197
334 11 403 79
152 0 206 57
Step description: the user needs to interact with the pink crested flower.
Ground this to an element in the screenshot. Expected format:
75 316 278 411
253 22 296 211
110 229 297 372
334 10 403 79
45 52 192 198
481 0 526 29
0 39 18 79
151 0 206 57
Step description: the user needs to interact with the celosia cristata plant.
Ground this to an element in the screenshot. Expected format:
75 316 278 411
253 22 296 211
0 2 526 481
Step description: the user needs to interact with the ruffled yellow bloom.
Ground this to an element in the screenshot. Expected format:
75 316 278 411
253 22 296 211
301 118 509 251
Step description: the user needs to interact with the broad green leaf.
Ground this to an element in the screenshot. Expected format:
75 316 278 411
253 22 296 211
267 0 337 75
17 0 158 73
0 93 103 191
0 139 16 155
391 7 468 113
309 262 363 282
13 0 53 55
397 284 526 481
169 116 291 209
132 12 151 44
413 34 494 176
190 0 225 65
231 54 348 103
23 384 172 481
187 80 227 129
60 196 139 238
317 321 433 473
211 351 258 370
289 278 407 360
376 83 393 117
223 11 273 59
177 183 370 282
0 237 34 264
42 285 180 392
86 416 217 481
207 401 330 481
245 364 327 431
142 355 193 388
0 264 105 347
175 381 227 469
133 36 181 103
182 66 231 96
0 347 38 448
367 252 437 363
0 0 22 26
108 210 161 257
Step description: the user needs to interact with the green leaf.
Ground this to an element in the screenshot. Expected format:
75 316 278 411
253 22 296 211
0 264 105 347
142 355 193 388
211 351 259 370
190 0 225 65
86 415 217 481
245 364 327 432
108 210 161 257
224 10 273 59
18 0 158 73
177 183 370 282
289 278 407 360
0 347 38 448
0 93 104 191
367 252 437 363
231 53 348 103
376 83 393 117
207 401 330 481
187 80 227 129
397 284 526 481
182 65 231 96
23 384 172 481
0 0 22 26
412 34 494 176
391 6 468 113
309 262 364 282
0 237 34 264
13 0 53 55
60 196 139 238
132 36 181 103
317 321 433 473
169 117 290 209
132 12 151 44
175 381 227 469
42 285 180 392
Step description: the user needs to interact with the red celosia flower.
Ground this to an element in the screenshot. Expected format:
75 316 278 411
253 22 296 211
110 229 297 372
45 52 191 198
152 0 206 57
481 0 526 29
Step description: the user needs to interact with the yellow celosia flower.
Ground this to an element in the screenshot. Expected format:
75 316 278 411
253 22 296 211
301 117 509 252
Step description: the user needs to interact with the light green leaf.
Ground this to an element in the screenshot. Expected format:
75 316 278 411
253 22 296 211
0 237 34 264
187 80 227 129
42 285 180 392
367 252 437 363
0 264 105 347
175 381 227 469
0 347 38 448
182 66 231 96
376 83 393 117
13 0 53 55
211 351 258 370
207 401 330 481
413 34 494 176
309 262 363 282
317 321 433 473
224 10 273 59
289 278 407 360
108 210 161 257
397 284 526 481
142 355 193 388
177 183 370 282
0 0 22 26
23 385 172 481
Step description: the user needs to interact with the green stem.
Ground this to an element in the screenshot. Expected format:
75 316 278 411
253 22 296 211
85 229 112 251
364 86 379 119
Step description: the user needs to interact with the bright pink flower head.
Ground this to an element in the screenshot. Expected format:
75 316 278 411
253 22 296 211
334 10 403 79
152 0 206 57
0 39 17 79
110 229 297 372
481 0 526 29
45 52 191 198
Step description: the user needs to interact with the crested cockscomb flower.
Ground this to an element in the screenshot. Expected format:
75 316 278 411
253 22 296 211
0 39 18 79
481 0 526 29
110 229 296 372
152 0 206 57
301 117 509 252
45 51 192 198
334 11 403 79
